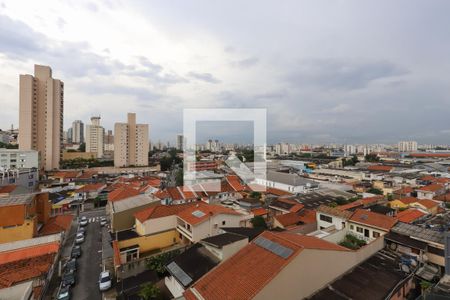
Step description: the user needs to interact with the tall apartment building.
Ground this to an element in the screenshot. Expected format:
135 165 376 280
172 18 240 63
72 120 84 144
19 65 63 171
114 113 149 167
398 141 418 152
86 116 105 158
176 134 185 151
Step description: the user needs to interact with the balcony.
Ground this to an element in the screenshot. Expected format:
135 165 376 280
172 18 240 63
176 225 193 241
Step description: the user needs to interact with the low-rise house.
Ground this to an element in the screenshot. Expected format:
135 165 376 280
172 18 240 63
273 209 316 233
39 214 74 236
389 197 419 209
183 231 387 300
416 184 446 200
0 193 51 244
165 232 248 298
393 186 414 198
384 222 446 270
49 171 82 183
316 205 353 231
176 202 246 244
268 198 304 216
409 199 440 214
348 209 397 242
0 234 61 299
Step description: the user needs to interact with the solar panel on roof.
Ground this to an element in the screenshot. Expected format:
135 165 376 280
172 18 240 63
166 261 193 286
253 236 294 259
192 210 206 218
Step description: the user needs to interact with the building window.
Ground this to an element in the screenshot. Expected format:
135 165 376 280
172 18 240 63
222 221 226 225
356 227 363 233
350 225 354 230
319 214 333 223
373 231 380 238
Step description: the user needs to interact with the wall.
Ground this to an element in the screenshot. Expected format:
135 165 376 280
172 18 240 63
191 214 243 243
138 215 178 236
348 222 387 242
62 151 97 160
0 205 26 227
111 202 158 232
316 212 346 231
0 216 36 243
117 229 180 255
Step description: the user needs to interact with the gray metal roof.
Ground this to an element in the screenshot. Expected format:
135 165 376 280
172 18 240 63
266 171 317 187
0 194 34 207
112 194 159 213
391 222 444 245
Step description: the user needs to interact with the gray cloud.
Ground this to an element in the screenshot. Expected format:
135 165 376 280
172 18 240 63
287 59 409 90
231 57 259 68
187 71 221 84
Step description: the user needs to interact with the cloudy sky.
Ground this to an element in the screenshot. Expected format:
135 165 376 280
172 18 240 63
1 0 450 145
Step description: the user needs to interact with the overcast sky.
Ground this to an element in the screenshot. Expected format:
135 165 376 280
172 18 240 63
1 0 450 144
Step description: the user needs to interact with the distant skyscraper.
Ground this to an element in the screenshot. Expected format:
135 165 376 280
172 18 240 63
398 141 418 152
176 134 185 151
67 127 73 143
19 64 63 170
72 120 84 144
104 129 114 151
114 113 149 167
86 116 105 158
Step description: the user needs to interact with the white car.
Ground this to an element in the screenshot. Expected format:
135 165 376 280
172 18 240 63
75 233 85 244
98 271 112 291
100 217 107 227
79 216 88 227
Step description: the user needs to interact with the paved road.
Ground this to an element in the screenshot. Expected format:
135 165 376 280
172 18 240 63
71 209 105 300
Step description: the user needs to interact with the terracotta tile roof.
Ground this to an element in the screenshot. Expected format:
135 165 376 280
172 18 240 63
226 175 246 192
394 186 413 194
39 215 74 236
297 209 317 224
417 184 444 192
338 196 383 211
415 199 439 209
289 203 305 213
177 202 241 225
337 201 364 211
0 185 17 194
52 171 80 179
0 253 56 288
154 189 170 199
360 196 384 205
251 208 269 217
396 197 419 205
349 209 397 231
434 192 450 202
186 231 348 300
274 212 304 227
367 165 393 172
134 203 197 223
0 242 59 265
77 170 97 179
75 183 105 193
396 209 427 223
108 187 140 202
317 205 353 219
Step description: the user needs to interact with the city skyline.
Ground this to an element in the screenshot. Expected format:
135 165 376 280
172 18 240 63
1 1 450 144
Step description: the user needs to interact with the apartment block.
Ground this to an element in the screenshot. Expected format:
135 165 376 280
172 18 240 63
0 149 39 170
86 116 105 158
114 113 149 167
71 120 84 144
398 141 418 152
19 65 64 170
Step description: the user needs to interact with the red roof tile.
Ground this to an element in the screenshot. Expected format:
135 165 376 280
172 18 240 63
39 215 74 236
415 199 439 209
367 165 393 172
0 185 17 194
417 184 444 192
108 187 140 202
177 202 241 225
75 183 105 193
226 175 246 192
134 203 197 223
266 187 293 196
396 209 427 223
394 186 413 194
0 242 59 265
350 209 397 231
251 208 269 217
186 231 348 300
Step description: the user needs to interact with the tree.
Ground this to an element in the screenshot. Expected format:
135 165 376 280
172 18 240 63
146 250 180 276
138 283 160 300
364 153 379 162
249 191 261 199
175 168 184 186
250 216 267 229
78 143 86 152
367 188 383 195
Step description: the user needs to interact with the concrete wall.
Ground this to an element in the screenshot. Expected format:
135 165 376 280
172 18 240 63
117 229 180 255
137 215 178 236
0 216 36 244
111 202 158 232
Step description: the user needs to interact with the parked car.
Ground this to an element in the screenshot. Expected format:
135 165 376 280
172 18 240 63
71 246 81 259
79 216 88 226
62 270 76 287
98 271 112 291
65 258 77 273
75 233 85 244
77 227 86 235
100 217 107 227
57 285 70 300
